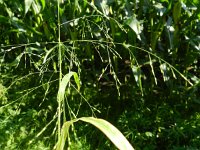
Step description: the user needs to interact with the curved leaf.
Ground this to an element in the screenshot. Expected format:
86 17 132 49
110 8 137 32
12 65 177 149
56 117 134 150
80 117 134 150
57 72 80 102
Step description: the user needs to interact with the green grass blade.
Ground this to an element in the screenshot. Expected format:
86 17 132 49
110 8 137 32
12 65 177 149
57 72 80 102
43 45 58 64
73 72 80 91
56 117 134 150
79 117 134 150
56 120 74 150
149 54 157 85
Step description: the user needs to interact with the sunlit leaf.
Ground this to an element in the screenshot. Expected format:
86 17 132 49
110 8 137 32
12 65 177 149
56 117 135 150
57 72 80 102
79 117 134 150
39 0 45 10
56 121 72 150
125 15 143 40
100 0 110 15
43 45 58 64
160 63 169 82
153 2 166 16
32 0 41 14
24 0 34 15
73 73 80 91
145 131 153 137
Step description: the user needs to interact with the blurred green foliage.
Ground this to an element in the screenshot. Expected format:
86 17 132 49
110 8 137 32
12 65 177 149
0 0 200 149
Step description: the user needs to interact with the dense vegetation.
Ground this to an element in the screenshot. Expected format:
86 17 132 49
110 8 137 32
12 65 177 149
0 0 200 149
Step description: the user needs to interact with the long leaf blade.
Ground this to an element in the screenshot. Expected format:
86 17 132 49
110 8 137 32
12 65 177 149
56 117 134 150
56 120 75 150
80 117 134 150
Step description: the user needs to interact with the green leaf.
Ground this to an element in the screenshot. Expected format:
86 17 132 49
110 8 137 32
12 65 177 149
79 117 134 150
43 45 58 64
32 0 41 14
10 53 24 68
56 121 72 150
56 117 134 150
24 0 34 15
173 0 182 24
57 72 80 102
145 131 153 137
73 73 80 91
125 15 143 40
0 15 9 23
131 66 143 95
39 0 45 10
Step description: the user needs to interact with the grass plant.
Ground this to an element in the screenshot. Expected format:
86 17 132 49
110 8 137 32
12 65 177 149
0 0 199 149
